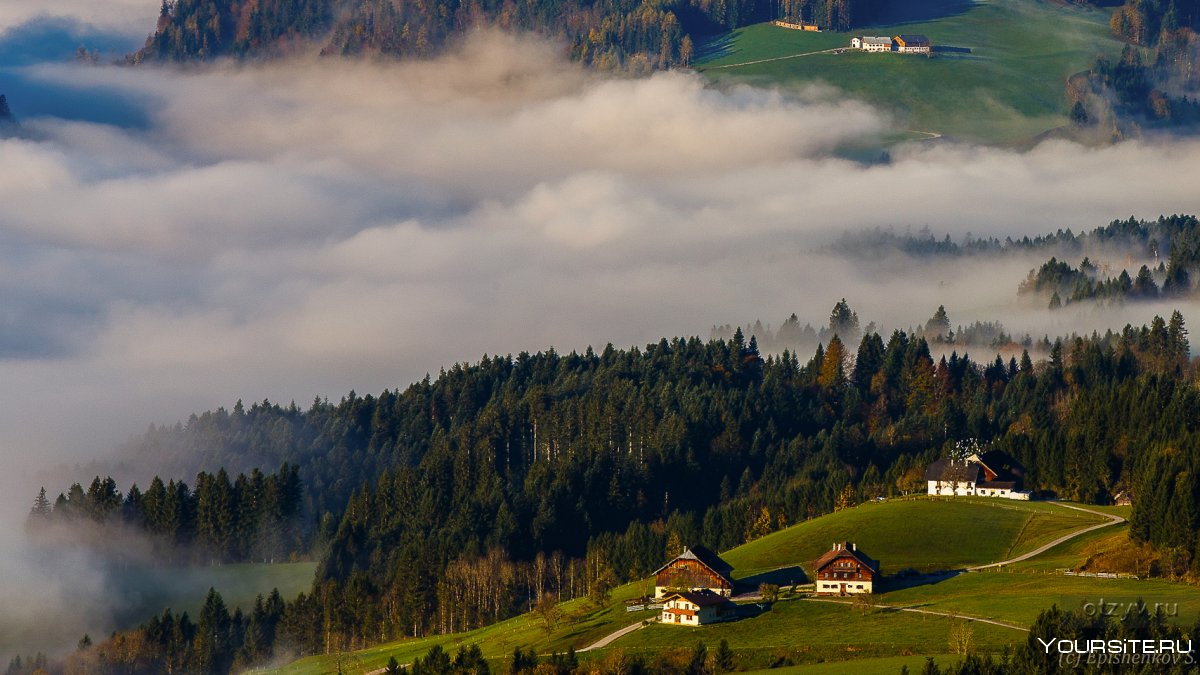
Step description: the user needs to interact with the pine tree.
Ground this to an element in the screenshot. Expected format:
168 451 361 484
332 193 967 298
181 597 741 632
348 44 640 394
714 639 734 673
30 488 51 519
195 588 232 674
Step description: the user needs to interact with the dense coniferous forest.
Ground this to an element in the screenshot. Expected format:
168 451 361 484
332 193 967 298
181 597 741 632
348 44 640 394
26 298 1200 672
1067 0 1200 133
1019 215 1200 306
130 0 892 68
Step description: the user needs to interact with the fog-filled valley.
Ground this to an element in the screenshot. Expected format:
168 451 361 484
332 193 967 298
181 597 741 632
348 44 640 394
4 2 1200 667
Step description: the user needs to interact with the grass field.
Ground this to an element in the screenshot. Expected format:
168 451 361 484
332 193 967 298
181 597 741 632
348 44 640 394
1008 521 1132 572
110 561 318 623
613 597 1024 666
695 0 1126 144
879 569 1200 626
724 496 1105 578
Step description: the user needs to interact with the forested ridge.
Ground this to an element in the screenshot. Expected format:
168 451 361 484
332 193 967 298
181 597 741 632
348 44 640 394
130 0 892 69
23 297 1200 673
833 215 1200 308
1070 0 1200 133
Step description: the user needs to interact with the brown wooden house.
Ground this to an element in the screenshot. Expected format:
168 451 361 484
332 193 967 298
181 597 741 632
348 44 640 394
814 541 879 595
653 545 735 598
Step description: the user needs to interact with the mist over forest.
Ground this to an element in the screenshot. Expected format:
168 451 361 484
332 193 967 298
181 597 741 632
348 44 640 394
3 1 1200 667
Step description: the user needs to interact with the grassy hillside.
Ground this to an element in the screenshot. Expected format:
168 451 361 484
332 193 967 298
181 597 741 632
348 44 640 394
614 599 1024 664
724 497 1105 577
880 569 1200 626
266 498 1110 674
696 0 1125 144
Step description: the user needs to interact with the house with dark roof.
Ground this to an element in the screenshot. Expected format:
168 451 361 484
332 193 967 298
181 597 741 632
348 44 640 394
895 34 931 54
814 541 879 595
653 545 735 598
925 450 1029 500
659 589 736 625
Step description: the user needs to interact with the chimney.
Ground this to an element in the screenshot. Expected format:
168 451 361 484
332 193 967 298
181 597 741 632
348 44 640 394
851 542 857 551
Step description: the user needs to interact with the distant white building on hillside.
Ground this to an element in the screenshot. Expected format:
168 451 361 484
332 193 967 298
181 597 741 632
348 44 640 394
925 450 1030 500
851 36 894 52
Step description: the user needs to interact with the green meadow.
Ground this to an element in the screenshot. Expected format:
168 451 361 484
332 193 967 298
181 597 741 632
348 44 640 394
695 0 1127 144
112 561 319 621
612 598 1024 665
878 569 1200 627
724 496 1105 577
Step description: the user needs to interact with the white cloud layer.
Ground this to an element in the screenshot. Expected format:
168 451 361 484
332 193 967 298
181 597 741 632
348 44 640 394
2 31 1200 462
3 29 1200 657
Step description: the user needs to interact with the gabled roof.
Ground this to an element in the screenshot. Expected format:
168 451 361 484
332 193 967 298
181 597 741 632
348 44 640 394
924 458 982 483
862 36 892 45
814 541 879 572
662 589 734 607
974 450 1025 483
896 34 930 45
653 545 735 585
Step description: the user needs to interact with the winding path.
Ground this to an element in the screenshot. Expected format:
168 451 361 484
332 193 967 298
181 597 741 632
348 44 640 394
579 620 652 652
704 47 843 69
967 502 1125 571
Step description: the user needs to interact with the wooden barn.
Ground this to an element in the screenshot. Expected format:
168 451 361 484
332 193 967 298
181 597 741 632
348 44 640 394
653 545 735 598
814 541 879 595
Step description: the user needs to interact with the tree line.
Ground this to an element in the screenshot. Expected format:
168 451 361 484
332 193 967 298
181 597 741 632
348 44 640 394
131 0 894 70
1019 215 1200 307
27 464 304 564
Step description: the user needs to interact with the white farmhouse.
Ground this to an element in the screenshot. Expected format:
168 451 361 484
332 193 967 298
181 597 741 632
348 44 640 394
852 36 894 52
925 450 1030 500
660 590 735 626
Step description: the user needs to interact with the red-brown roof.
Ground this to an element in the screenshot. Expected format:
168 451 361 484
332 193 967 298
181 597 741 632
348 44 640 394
652 546 735 586
814 541 879 573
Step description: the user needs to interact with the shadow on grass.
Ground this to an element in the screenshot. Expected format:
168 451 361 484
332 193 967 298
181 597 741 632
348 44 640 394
879 569 965 593
876 0 976 26
737 565 810 590
732 601 773 621
695 32 737 64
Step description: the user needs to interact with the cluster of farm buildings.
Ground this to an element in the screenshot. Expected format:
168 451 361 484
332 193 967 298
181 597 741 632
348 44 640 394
650 451 1032 626
851 34 931 54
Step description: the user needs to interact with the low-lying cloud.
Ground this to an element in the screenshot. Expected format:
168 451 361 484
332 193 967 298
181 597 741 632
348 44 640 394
2 28 1200 659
